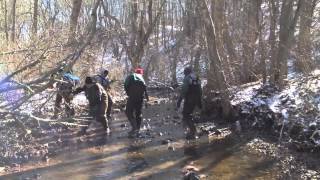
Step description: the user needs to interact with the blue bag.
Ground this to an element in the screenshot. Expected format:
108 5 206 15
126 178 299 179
63 73 80 86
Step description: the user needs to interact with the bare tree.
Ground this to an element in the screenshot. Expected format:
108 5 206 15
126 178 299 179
271 0 302 87
242 0 261 83
200 0 232 118
0 0 9 43
69 0 83 42
296 0 317 73
32 0 38 35
258 0 267 83
126 0 166 69
10 0 17 42
213 0 236 85
269 0 279 82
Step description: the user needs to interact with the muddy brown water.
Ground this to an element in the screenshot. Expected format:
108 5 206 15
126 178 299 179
1 103 280 180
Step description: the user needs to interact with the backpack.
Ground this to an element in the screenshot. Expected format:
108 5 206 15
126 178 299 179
186 74 202 97
93 75 109 88
62 73 80 88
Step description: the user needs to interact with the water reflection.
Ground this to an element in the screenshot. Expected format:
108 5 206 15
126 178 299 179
126 142 148 173
1 107 280 180
184 144 199 158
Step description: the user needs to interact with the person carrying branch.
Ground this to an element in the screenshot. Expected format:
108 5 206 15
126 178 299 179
73 76 110 135
124 68 149 138
176 67 202 140
94 69 114 120
49 68 80 119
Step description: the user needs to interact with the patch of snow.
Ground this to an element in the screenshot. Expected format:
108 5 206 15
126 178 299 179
281 109 289 119
312 69 320 76
287 58 299 80
231 83 262 105
201 80 207 88
0 101 6 107
286 84 301 104
73 93 87 105
252 98 266 107
267 81 304 114
288 72 299 80
165 25 179 32
268 94 281 112
309 122 317 127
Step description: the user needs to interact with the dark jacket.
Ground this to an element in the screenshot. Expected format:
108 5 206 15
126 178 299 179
94 74 111 90
178 73 202 108
74 83 107 107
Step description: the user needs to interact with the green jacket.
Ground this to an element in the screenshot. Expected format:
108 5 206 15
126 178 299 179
124 73 148 99
124 73 146 92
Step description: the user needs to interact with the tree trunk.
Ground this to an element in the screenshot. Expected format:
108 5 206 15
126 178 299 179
69 0 83 42
271 0 302 87
171 55 178 85
128 0 165 70
258 0 267 84
296 0 316 73
2 0 9 43
51 1 59 29
10 0 17 42
193 46 201 76
183 0 197 39
223 1 239 85
170 1 174 40
213 0 235 85
129 1 138 68
184 0 192 37
269 0 279 81
148 0 152 26
242 0 260 83
32 0 38 36
155 1 159 49
161 3 166 48
200 0 232 118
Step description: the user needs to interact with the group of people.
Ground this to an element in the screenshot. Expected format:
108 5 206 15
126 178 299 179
49 69 114 134
50 66 202 140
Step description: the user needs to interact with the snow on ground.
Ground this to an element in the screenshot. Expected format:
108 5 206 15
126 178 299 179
230 69 320 146
230 82 262 106
72 93 87 106
231 69 320 121
287 59 298 80
267 81 302 116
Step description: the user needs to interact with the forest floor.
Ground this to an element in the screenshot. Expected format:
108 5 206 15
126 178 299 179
0 91 319 179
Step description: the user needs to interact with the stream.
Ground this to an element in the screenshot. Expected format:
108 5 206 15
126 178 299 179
1 102 281 180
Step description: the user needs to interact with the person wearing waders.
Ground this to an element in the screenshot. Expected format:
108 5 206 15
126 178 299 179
73 77 110 135
124 68 149 138
50 68 79 119
177 67 202 140
94 69 114 120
